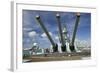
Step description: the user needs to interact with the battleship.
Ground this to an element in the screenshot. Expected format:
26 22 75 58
23 13 91 62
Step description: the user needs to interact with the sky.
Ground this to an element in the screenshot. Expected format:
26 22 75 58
22 10 91 49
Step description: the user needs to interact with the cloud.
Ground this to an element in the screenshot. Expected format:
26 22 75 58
55 36 59 40
23 27 32 31
41 32 52 38
75 39 91 47
28 31 37 38
41 33 46 38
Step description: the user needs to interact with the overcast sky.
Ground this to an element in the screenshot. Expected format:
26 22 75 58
22 10 91 49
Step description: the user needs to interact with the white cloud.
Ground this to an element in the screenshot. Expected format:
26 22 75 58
41 32 52 38
75 39 91 47
23 27 32 31
28 31 37 38
55 36 59 40
41 33 46 37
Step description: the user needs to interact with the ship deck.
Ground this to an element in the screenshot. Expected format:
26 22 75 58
23 52 91 62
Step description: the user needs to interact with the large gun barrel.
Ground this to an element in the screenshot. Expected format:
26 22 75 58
70 13 80 52
56 13 66 52
36 15 58 52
